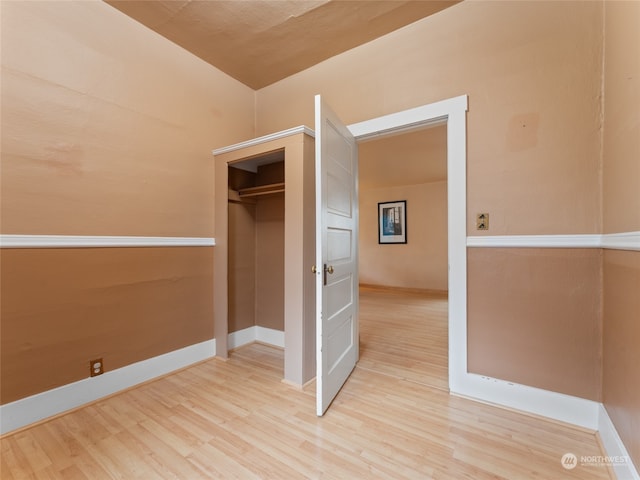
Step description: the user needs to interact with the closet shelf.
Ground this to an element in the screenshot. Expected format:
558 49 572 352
238 182 285 198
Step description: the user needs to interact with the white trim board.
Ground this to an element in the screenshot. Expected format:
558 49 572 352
602 231 640 251
0 339 216 435
228 326 285 350
212 125 315 156
348 95 467 141
454 372 600 430
467 231 640 251
467 234 601 249
0 235 216 249
598 404 640 480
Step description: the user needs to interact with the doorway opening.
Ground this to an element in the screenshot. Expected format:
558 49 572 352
357 124 449 391
347 94 468 394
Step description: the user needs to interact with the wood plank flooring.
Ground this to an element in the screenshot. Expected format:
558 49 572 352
359 285 448 391
1 289 613 479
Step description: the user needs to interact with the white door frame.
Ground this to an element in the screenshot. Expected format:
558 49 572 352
347 94 468 393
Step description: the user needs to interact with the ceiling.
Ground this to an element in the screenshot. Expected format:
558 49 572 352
105 0 459 90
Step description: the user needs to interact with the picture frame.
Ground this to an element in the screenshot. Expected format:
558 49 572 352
378 200 407 244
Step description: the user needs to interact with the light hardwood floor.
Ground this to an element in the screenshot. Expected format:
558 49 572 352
359 285 448 391
1 289 612 479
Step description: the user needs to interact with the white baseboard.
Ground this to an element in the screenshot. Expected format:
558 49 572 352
228 326 257 349
228 326 285 350
256 326 285 347
598 404 640 480
453 372 600 430
0 339 216 435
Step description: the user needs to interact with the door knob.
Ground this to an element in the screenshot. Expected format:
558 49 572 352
311 265 320 274
323 264 334 286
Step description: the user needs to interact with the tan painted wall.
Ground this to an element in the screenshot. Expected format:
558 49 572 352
467 248 602 401
602 0 640 234
0 247 214 404
360 182 447 291
602 250 640 469
0 1 253 404
256 0 603 236
601 0 640 470
1 1 254 237
228 193 285 333
228 201 257 333
256 193 285 330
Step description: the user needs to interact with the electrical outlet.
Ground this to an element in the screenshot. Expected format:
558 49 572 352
476 213 489 230
90 358 104 377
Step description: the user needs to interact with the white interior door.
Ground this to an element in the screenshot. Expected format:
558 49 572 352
314 95 359 416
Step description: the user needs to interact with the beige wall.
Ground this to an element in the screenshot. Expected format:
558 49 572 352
468 248 602 401
228 193 285 333
1 1 254 238
601 0 640 470
360 182 447 291
0 1 253 403
0 247 213 404
602 250 640 468
256 193 285 331
228 201 257 333
602 0 640 234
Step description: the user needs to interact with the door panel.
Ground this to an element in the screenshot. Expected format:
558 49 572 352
315 95 359 416
327 229 352 262
326 274 353 318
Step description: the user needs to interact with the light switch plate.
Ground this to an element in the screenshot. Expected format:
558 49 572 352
476 213 489 230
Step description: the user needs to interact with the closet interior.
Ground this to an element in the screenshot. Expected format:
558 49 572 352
228 155 285 340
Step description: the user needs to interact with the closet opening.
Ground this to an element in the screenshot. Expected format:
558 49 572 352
227 150 285 353
214 128 316 388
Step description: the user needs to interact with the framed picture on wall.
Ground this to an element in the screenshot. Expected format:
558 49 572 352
378 200 407 244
